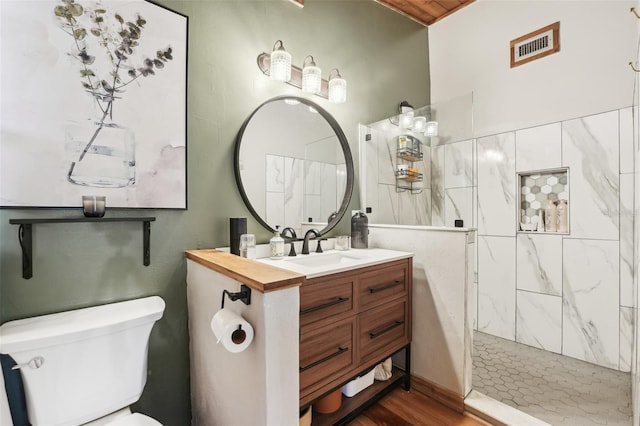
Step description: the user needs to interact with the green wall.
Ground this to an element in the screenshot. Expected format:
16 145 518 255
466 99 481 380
0 1 429 423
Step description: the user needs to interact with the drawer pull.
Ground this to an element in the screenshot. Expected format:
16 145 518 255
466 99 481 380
300 347 349 372
369 320 404 339
300 297 348 315
369 280 403 294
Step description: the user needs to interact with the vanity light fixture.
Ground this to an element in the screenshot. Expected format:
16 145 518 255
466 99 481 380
269 40 292 82
257 42 346 103
328 68 347 103
390 100 437 136
302 55 322 94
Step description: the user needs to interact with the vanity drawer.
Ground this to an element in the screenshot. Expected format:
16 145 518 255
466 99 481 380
358 260 409 310
300 276 355 328
300 317 356 393
358 298 409 365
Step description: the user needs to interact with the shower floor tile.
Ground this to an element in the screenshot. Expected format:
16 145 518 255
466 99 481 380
472 331 632 426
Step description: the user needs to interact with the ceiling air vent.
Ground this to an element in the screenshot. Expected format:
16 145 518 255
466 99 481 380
510 22 560 68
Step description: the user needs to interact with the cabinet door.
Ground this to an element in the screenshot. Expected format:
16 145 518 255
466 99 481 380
300 276 355 328
358 261 408 310
300 317 356 394
358 299 409 365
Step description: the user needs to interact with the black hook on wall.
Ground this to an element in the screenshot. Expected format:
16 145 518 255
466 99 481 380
221 285 252 309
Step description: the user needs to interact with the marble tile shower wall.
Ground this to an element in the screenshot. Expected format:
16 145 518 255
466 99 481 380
265 154 339 233
476 107 635 372
361 110 633 371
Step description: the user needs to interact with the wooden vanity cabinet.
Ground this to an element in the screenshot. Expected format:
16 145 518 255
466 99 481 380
299 257 412 409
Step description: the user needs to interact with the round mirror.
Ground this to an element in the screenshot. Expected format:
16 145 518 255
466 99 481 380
234 96 354 235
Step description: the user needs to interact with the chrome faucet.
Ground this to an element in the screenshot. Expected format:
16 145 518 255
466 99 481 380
301 229 321 255
281 227 298 256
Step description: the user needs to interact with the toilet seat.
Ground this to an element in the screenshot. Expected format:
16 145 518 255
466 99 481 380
106 413 162 426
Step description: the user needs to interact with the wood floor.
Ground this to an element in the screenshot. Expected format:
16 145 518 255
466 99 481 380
348 387 489 426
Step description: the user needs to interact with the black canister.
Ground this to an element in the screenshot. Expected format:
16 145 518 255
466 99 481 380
351 211 369 249
229 217 247 255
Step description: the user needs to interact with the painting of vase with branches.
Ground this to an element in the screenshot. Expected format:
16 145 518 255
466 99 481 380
55 0 174 187
0 0 187 208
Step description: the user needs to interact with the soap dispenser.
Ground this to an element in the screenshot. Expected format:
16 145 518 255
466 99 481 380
351 211 369 249
270 225 285 259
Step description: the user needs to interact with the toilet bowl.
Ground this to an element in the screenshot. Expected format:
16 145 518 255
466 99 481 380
0 296 165 426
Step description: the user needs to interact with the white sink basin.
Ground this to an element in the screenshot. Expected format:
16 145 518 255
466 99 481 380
257 248 412 278
284 251 368 268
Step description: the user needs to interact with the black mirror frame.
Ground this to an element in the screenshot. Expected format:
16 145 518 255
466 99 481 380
234 95 354 236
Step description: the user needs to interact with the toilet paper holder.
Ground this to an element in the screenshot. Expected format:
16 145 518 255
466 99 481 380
221 285 252 309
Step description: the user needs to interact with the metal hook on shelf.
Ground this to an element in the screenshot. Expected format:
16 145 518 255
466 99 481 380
629 62 640 73
632 7 640 19
220 285 252 309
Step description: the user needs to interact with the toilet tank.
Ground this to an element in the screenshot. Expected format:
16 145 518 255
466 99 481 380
0 296 165 426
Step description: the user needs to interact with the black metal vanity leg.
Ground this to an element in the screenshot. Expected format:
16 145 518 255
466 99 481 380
18 224 33 279
143 221 151 266
404 343 411 391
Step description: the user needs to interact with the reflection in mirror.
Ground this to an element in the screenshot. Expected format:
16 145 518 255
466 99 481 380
234 96 353 236
359 93 473 228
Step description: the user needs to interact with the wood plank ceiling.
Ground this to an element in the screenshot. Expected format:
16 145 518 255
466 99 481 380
375 0 476 26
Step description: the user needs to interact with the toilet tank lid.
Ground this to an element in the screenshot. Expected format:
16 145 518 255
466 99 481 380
0 296 165 354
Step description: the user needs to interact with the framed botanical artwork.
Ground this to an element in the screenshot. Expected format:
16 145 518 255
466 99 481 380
0 0 188 209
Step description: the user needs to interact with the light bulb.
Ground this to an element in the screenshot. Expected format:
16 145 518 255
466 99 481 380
270 40 291 82
302 56 322 94
328 69 346 103
425 121 438 137
413 116 426 133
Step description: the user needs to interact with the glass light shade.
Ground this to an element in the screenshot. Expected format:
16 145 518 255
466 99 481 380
270 49 292 82
399 110 414 129
302 65 322 93
329 77 347 103
425 121 439 137
413 116 426 133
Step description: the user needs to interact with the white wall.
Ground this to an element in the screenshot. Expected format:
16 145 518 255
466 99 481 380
429 0 637 137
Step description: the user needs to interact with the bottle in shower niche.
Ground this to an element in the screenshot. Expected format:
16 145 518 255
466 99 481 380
270 225 285 259
537 210 545 232
544 200 557 232
557 199 568 233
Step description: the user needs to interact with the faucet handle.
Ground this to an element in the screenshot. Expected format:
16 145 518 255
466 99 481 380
315 239 323 253
288 241 297 257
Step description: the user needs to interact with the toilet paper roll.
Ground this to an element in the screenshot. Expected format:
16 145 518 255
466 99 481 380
210 308 254 353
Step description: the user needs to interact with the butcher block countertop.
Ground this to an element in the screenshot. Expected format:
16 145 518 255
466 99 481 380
185 249 304 293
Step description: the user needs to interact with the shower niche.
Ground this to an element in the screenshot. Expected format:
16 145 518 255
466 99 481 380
518 168 569 234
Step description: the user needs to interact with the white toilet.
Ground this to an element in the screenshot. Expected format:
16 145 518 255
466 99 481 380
0 296 165 426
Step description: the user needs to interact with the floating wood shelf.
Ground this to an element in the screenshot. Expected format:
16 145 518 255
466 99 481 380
8 217 156 279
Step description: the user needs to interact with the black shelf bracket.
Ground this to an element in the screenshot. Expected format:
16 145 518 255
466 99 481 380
9 217 156 279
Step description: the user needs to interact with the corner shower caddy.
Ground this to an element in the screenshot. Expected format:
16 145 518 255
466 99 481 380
9 216 156 279
395 134 423 194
